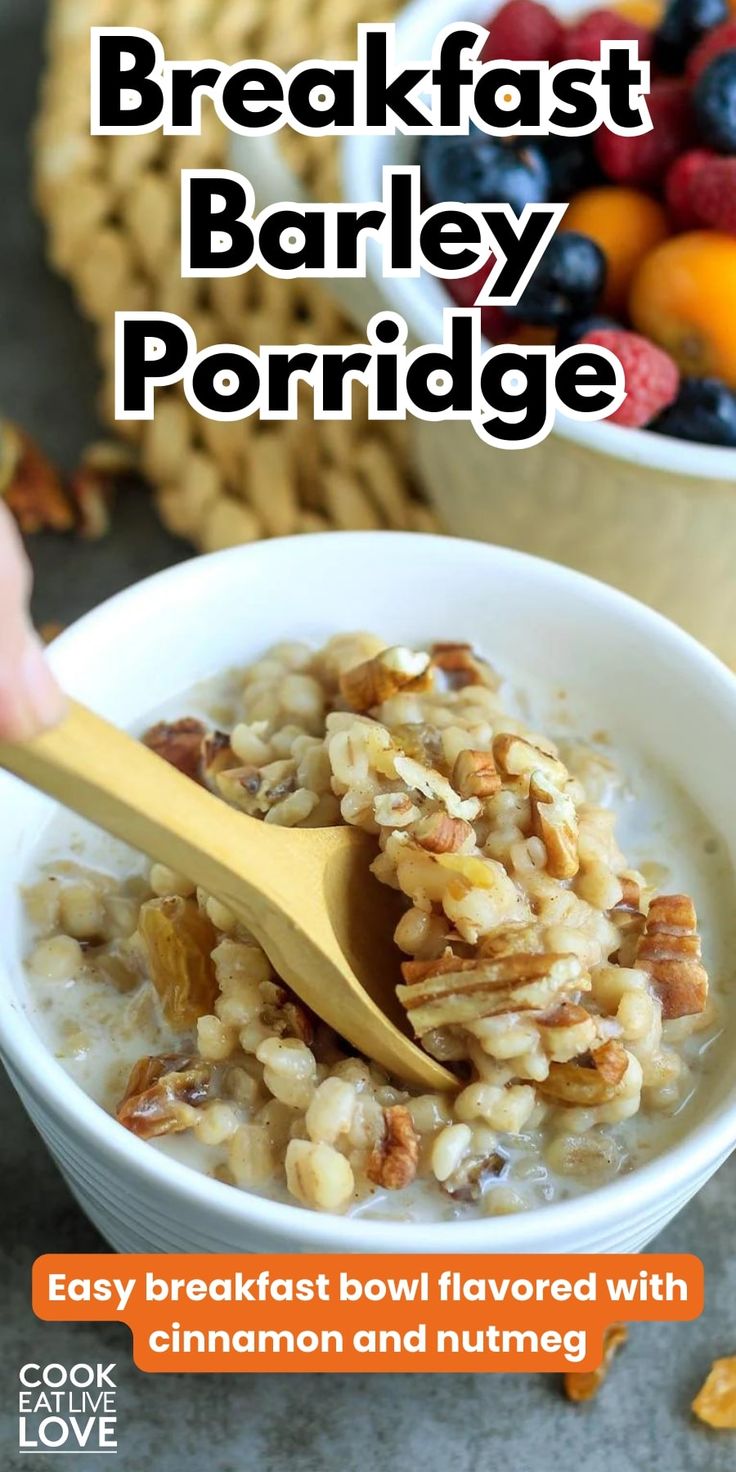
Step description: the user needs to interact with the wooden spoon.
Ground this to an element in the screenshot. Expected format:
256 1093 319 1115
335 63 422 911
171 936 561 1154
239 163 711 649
0 700 456 1090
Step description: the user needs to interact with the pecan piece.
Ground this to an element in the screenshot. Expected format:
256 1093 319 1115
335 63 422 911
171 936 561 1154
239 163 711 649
452 748 501 800
538 1000 590 1028
201 731 238 789
261 988 315 1045
431 642 497 690
397 952 586 1034
216 763 263 812
692 1356 736 1428
443 1148 507 1202
401 952 474 985
392 723 445 769
367 1105 420 1190
537 1039 628 1106
142 718 207 784
529 770 579 879
617 875 642 912
0 421 73 533
608 876 646 963
340 646 431 712
493 733 568 787
138 896 218 1029
414 810 474 854
116 1053 212 1139
393 757 480 822
564 1325 628 1403
478 922 545 959
537 1000 597 1061
636 894 708 1020
374 792 421 827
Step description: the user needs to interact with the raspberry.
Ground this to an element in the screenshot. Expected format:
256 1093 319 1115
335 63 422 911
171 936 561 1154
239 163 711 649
480 0 564 62
665 149 717 228
560 8 653 60
686 18 736 81
446 256 510 341
580 327 680 426
595 80 694 186
689 157 736 232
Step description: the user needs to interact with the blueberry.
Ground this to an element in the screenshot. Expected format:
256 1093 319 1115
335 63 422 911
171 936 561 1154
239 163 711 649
653 0 727 74
556 314 620 351
420 130 549 212
506 232 607 327
651 376 736 444
539 135 601 198
694 53 736 151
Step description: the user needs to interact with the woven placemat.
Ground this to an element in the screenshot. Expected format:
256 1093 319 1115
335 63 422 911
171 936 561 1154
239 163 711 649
33 0 440 549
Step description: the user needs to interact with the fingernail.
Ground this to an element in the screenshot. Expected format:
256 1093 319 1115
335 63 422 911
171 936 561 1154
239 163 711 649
18 634 66 731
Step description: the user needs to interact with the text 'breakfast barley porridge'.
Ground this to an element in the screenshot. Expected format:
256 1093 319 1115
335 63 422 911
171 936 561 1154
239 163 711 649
21 634 733 1220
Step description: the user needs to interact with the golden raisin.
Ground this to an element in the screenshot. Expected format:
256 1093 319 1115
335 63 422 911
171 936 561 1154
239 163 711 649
138 896 218 1028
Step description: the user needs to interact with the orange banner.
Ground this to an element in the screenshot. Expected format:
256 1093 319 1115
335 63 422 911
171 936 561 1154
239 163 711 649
32 1253 703 1374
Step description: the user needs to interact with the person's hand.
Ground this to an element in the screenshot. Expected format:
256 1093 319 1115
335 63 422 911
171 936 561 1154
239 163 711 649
0 501 65 740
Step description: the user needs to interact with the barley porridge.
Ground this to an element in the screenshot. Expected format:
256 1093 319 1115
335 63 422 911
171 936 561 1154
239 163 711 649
21 633 732 1220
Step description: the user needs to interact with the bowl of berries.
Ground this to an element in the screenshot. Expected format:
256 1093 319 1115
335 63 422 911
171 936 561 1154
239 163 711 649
339 0 736 664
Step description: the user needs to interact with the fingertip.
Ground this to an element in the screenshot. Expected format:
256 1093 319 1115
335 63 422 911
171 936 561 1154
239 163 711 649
19 635 66 733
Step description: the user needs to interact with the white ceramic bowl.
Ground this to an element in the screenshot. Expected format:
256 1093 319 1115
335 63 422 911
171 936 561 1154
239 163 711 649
3 532 736 1254
234 0 736 661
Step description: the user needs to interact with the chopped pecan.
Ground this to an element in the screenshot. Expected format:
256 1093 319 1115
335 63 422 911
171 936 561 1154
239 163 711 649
116 1053 212 1139
374 792 421 827
636 894 708 1020
397 952 586 1035
452 748 501 800
340 646 431 712
478 922 545 959
617 875 642 912
201 731 238 789
401 952 473 985
537 1001 597 1060
537 1039 628 1106
564 1325 628 1403
216 764 263 812
538 1000 590 1028
493 733 567 787
0 421 73 533
366 1105 420 1190
414 810 475 854
393 757 481 822
592 1038 629 1084
529 770 579 879
608 876 646 962
142 718 207 784
444 1148 507 1202
260 759 298 804
138 896 218 1029
430 642 497 690
692 1356 736 1428
261 989 314 1045
392 723 445 769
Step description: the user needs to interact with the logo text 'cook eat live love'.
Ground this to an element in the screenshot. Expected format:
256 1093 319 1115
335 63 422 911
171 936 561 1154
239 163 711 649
18 1361 117 1456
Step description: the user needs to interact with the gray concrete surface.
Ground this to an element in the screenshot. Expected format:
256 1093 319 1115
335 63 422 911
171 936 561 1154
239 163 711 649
1 1 736 1468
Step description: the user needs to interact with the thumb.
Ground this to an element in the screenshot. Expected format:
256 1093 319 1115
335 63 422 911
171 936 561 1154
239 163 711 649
0 505 66 741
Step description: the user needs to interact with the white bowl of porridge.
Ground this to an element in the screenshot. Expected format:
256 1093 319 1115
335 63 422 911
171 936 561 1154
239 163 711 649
2 531 736 1254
